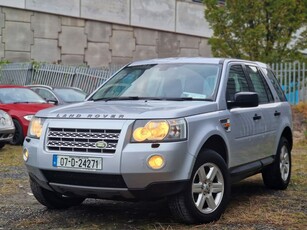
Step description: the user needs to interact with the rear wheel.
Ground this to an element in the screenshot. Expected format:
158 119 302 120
10 119 24 145
168 149 230 224
262 137 291 190
30 179 85 209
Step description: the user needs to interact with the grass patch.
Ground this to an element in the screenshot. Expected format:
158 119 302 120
0 145 27 196
0 178 27 195
0 145 23 168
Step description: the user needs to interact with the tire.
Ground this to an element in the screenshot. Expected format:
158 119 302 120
262 137 291 190
0 142 6 149
30 178 85 209
10 119 24 145
168 149 231 224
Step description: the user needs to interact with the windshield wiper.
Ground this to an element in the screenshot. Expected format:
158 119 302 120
92 96 213 102
160 97 213 101
13 101 46 104
93 96 213 101
13 101 30 104
93 96 140 102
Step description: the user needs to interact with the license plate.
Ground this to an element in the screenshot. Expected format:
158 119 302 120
53 155 102 170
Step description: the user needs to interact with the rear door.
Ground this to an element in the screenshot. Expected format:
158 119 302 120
260 67 290 153
244 64 277 159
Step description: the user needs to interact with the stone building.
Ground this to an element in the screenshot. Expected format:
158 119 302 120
0 0 212 67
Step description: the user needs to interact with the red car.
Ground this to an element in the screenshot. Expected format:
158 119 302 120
0 85 54 145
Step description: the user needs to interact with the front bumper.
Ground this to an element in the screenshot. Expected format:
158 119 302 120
24 119 194 200
28 169 188 200
0 127 15 143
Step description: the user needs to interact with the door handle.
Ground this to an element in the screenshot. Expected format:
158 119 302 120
274 111 281 116
253 114 262 120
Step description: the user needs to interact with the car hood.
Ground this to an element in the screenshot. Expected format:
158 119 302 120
36 100 218 119
2 103 54 115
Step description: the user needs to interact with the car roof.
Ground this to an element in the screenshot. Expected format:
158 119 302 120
128 57 225 66
27 85 84 91
0 85 28 88
27 84 53 90
128 57 268 67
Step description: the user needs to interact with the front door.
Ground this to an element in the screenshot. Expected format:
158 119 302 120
225 64 266 167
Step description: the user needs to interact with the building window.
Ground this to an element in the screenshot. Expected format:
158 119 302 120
193 0 226 6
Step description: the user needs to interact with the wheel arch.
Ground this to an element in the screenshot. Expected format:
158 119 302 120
281 126 293 151
11 116 27 137
198 135 229 166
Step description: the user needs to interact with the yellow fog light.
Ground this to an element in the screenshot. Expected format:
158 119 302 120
23 148 29 162
147 155 165 170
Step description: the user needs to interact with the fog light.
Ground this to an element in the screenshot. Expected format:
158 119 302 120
147 155 165 170
23 148 29 162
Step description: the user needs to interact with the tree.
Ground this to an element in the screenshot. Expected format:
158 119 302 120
203 0 307 63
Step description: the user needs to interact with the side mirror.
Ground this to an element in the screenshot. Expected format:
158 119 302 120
47 99 58 105
228 92 258 109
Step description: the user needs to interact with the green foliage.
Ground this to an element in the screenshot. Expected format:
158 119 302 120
31 60 43 72
0 59 10 65
0 60 10 79
203 0 307 63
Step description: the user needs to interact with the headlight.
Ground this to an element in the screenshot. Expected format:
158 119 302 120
24 115 34 121
28 117 45 139
132 118 187 142
1 111 13 127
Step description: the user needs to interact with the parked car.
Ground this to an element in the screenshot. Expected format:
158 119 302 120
28 85 87 105
24 58 292 224
0 85 54 145
0 109 15 149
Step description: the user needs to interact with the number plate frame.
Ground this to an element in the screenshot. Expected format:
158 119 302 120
52 155 103 170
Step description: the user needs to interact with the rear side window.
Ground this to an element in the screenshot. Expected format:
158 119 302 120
263 68 287 102
245 65 274 104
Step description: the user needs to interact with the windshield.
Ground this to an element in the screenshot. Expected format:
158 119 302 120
90 63 221 101
54 88 87 103
0 88 46 104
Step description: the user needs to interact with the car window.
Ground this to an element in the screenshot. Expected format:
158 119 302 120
36 88 57 101
245 65 274 104
226 65 250 102
91 64 221 101
262 68 287 102
53 88 86 102
0 88 46 104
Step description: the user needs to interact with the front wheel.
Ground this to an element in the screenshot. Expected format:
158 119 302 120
0 142 6 149
10 119 24 145
168 149 230 224
30 179 85 209
262 137 291 190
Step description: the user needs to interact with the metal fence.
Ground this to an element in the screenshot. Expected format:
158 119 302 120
0 62 33 86
0 63 121 94
271 62 307 104
0 62 306 104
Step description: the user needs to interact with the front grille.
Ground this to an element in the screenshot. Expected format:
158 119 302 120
0 133 13 140
46 128 120 154
42 170 127 188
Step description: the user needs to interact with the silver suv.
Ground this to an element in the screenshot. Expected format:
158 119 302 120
23 58 292 224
